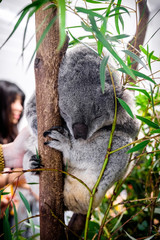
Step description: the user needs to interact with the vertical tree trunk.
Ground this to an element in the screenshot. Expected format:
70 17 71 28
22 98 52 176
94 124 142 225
33 5 66 240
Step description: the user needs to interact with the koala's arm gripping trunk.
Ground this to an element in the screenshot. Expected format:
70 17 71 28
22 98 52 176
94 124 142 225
128 0 149 72
33 5 67 240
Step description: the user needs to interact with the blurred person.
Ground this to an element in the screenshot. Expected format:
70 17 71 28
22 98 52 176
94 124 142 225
0 80 25 144
0 126 31 218
0 80 25 238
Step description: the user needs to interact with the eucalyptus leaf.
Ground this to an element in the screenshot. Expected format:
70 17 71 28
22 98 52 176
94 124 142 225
150 84 155 115
126 86 151 100
88 15 136 80
150 129 160 134
58 0 66 50
124 230 137 240
85 0 109 3
123 49 147 69
118 68 156 84
136 115 159 129
3 214 12 240
139 45 160 61
114 0 122 34
13 201 19 240
127 140 150 154
19 191 31 213
76 7 105 20
117 98 134 119
100 56 109 93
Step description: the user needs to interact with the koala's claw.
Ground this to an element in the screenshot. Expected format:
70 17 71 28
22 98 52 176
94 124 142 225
43 126 64 137
30 154 43 174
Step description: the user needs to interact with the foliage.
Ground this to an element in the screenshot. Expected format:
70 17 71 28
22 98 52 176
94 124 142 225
0 0 160 239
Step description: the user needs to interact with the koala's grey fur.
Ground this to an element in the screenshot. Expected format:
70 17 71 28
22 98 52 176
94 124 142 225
23 44 139 214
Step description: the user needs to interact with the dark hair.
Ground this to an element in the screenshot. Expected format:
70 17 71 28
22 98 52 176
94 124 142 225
0 80 25 143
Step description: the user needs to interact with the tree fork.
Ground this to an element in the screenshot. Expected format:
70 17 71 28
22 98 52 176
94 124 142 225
33 4 68 240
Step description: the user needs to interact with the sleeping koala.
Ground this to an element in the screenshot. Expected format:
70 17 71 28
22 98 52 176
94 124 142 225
23 44 139 214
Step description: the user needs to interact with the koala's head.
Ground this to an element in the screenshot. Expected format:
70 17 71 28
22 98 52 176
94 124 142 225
58 45 122 140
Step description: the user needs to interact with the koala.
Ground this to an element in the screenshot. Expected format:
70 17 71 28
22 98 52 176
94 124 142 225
23 44 139 214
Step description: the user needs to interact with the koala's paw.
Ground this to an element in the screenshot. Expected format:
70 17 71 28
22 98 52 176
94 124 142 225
43 126 71 154
30 154 43 175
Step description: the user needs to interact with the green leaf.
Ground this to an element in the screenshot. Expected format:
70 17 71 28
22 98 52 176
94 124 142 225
13 201 19 240
123 49 147 69
19 191 35 234
88 15 136 81
150 129 160 134
0 9 29 49
76 7 105 20
97 0 113 55
136 115 160 129
19 191 31 213
144 235 156 240
100 56 109 93
127 140 150 154
126 86 151 100
139 45 160 61
81 22 93 32
85 0 109 3
58 0 66 50
150 84 155 115
114 0 122 34
118 68 156 84
0 0 50 49
3 214 12 240
124 230 137 240
117 98 134 119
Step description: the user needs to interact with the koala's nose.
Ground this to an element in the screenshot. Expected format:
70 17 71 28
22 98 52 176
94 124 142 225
72 123 88 140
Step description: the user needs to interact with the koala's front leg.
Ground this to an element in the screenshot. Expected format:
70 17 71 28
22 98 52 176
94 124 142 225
30 154 43 175
44 126 71 165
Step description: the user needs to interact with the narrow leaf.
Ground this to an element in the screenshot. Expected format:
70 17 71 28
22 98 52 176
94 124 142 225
19 191 31 213
124 230 137 240
136 115 159 129
127 140 150 154
150 84 155 115
123 49 147 69
76 7 105 20
100 56 109 93
13 201 19 240
118 68 156 84
114 0 122 34
117 98 134 119
3 214 12 240
139 45 160 61
88 15 136 81
58 0 66 50
81 22 93 32
144 235 156 240
0 10 29 49
150 129 160 134
126 86 151 100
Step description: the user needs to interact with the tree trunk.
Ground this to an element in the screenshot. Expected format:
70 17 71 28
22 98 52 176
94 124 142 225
33 5 66 240
128 0 149 71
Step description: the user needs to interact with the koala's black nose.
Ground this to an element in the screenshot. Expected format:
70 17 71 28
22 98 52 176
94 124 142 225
72 123 88 140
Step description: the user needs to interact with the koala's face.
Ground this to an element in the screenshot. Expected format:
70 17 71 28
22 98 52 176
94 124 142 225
58 45 117 140
59 84 115 139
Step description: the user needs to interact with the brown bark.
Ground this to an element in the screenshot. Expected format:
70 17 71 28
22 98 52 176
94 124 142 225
34 5 67 240
128 0 149 71
67 213 87 240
